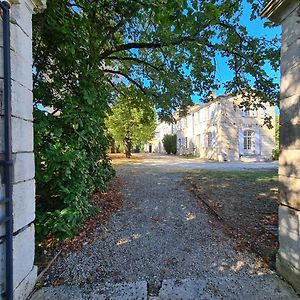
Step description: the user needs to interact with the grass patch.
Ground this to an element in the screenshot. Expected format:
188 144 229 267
184 169 279 268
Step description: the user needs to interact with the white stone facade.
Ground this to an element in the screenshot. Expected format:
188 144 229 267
151 95 275 161
262 0 300 292
145 122 175 153
0 1 46 299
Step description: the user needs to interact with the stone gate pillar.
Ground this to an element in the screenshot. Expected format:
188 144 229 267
0 0 46 299
262 0 300 292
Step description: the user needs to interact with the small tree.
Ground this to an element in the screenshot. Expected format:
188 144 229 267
163 134 177 154
106 94 156 158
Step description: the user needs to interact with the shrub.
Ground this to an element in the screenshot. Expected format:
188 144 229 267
34 109 115 241
272 148 279 161
162 134 177 154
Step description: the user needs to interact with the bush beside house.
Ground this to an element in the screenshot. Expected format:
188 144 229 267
163 134 177 154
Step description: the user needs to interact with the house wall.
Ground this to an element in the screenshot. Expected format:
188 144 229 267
173 96 275 161
147 122 173 153
193 102 221 160
219 95 275 161
0 1 46 299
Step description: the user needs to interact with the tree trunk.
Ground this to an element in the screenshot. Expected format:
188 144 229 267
124 138 132 158
111 139 116 153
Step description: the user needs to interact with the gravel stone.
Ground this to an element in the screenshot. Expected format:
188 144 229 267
32 155 296 299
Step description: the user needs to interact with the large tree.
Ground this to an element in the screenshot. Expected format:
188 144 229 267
33 0 279 239
35 0 279 117
106 92 156 158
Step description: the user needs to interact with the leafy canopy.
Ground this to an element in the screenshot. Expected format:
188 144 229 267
106 91 156 150
36 0 279 117
90 0 278 117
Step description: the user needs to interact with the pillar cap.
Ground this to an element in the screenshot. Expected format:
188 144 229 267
31 0 46 12
261 0 299 23
9 0 46 12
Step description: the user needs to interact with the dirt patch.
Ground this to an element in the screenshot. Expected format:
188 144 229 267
184 170 279 268
36 176 124 274
109 153 148 162
62 176 124 253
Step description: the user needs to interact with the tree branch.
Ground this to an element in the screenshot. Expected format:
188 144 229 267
66 3 84 10
99 33 207 59
106 56 164 71
100 32 247 63
100 17 126 48
106 78 125 96
103 69 147 94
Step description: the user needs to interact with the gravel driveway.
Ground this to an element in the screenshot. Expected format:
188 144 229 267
32 155 296 299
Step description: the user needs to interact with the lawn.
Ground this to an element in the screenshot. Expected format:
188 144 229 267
184 169 279 267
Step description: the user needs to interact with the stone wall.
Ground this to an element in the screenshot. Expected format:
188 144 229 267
262 0 300 292
0 1 46 299
277 2 300 291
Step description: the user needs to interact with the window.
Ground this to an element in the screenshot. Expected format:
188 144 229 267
207 132 213 148
198 110 202 122
178 138 182 148
177 121 181 131
242 110 250 117
208 104 214 119
243 130 255 150
259 107 268 118
185 137 188 149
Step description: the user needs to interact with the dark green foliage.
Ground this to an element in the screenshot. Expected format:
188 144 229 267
133 145 142 153
33 1 115 241
163 134 177 154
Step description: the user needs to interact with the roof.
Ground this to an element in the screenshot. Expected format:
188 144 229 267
188 93 233 114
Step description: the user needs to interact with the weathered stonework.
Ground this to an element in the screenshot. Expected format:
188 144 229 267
0 0 46 299
262 0 300 292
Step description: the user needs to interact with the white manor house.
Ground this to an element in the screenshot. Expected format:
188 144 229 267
147 94 275 161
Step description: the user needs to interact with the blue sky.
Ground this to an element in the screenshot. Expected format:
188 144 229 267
191 1 281 114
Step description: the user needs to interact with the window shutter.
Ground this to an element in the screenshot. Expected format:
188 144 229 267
239 129 244 155
255 129 260 154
